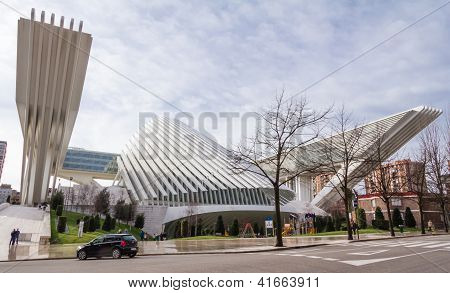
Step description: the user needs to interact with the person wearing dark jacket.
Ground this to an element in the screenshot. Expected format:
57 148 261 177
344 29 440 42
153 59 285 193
15 229 20 245
9 229 16 246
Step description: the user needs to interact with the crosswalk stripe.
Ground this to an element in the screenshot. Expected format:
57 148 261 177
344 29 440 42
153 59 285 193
292 254 305 256
424 242 450 248
323 258 339 261
386 241 424 247
305 256 321 259
404 241 439 247
365 241 397 246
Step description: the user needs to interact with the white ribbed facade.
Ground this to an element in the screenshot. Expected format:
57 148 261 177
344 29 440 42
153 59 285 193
310 106 442 209
116 107 441 234
117 117 295 208
16 10 92 205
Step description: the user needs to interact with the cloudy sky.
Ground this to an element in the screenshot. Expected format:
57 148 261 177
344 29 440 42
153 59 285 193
0 0 449 190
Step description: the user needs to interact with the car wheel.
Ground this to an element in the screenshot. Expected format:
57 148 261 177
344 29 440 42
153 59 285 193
78 250 87 260
129 253 136 258
112 248 122 259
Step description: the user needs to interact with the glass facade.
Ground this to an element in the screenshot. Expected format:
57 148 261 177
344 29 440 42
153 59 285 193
62 148 118 174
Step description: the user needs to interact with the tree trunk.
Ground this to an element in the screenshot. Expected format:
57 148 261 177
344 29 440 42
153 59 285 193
419 200 426 235
440 201 449 233
343 197 353 240
386 200 395 237
274 185 283 247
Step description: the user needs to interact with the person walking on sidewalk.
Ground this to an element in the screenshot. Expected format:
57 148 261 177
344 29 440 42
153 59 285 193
15 228 20 245
9 229 16 246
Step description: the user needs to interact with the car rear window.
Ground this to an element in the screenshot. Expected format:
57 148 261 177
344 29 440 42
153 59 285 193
123 235 136 241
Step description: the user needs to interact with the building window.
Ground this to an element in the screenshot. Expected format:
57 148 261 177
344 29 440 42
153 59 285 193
391 197 401 206
371 199 376 208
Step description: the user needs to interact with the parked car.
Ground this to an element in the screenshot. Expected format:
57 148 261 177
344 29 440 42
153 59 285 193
76 234 138 260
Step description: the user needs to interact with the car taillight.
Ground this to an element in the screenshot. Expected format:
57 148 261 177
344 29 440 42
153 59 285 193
120 240 126 247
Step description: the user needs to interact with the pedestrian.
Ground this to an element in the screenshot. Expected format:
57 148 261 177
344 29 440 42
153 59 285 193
428 220 433 232
15 228 20 245
140 230 145 241
9 229 16 246
350 219 357 235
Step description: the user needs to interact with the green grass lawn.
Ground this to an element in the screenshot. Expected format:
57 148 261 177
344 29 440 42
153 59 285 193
50 210 142 244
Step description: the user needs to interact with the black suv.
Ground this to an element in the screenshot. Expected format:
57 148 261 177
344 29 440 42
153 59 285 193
77 234 138 260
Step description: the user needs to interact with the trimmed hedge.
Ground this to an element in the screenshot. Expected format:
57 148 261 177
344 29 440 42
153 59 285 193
82 216 90 233
56 205 63 217
404 207 416 228
57 216 67 233
102 214 112 231
372 219 389 230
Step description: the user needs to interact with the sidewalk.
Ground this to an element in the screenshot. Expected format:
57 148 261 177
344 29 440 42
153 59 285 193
0 205 50 262
2 231 436 262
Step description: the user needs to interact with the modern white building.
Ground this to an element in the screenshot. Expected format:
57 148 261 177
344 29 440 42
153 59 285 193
115 106 441 235
16 9 92 206
0 141 6 182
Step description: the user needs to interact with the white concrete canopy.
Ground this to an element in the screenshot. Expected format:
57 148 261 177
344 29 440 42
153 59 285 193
16 9 92 205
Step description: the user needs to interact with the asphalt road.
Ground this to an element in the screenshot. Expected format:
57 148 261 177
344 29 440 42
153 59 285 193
1 235 449 273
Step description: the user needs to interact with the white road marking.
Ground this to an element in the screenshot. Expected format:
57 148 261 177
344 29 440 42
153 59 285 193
348 249 389 256
423 242 450 248
404 241 439 247
364 241 396 247
305 256 322 259
292 254 305 256
340 249 442 266
322 258 339 261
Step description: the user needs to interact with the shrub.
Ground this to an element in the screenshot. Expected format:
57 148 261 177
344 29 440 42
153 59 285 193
357 208 367 229
56 205 63 217
134 213 145 229
375 207 385 221
372 219 389 230
392 208 404 227
57 216 67 233
174 221 181 238
252 222 259 235
111 218 117 230
216 215 225 235
314 216 323 233
404 207 416 228
196 218 203 236
325 216 335 232
94 188 110 215
51 191 64 210
83 216 90 233
94 215 101 229
334 216 343 231
259 226 265 237
102 214 112 231
181 220 189 237
88 217 96 232
231 219 239 236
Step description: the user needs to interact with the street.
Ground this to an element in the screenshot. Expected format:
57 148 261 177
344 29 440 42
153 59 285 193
1 235 449 273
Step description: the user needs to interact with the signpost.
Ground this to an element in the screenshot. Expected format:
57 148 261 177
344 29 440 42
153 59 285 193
265 216 273 237
353 190 360 240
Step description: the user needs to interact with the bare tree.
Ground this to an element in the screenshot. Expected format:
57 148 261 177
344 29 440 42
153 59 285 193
231 92 329 247
77 184 90 214
318 106 372 240
365 129 414 237
408 146 429 235
421 124 449 232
